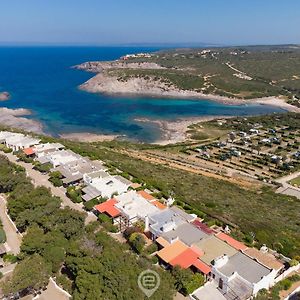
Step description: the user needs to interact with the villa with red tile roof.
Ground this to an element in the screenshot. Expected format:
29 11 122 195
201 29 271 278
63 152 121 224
94 198 121 218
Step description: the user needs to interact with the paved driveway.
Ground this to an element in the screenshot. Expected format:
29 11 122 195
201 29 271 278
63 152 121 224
0 195 22 255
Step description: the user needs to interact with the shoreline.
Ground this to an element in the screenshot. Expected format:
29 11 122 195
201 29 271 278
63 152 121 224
135 116 233 145
0 107 43 134
59 132 121 143
79 79 300 113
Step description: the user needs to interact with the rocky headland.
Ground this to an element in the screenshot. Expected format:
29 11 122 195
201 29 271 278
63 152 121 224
0 107 43 134
75 60 300 113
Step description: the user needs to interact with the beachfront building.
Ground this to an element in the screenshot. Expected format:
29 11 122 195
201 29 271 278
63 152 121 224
0 131 40 151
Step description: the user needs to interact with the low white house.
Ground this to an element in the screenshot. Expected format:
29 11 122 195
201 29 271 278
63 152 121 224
85 172 131 199
114 190 160 224
33 143 65 157
40 150 81 167
211 253 277 298
4 133 40 151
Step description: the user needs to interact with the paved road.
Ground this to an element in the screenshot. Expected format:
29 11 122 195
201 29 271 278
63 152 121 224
0 195 22 255
2 152 97 224
276 171 300 185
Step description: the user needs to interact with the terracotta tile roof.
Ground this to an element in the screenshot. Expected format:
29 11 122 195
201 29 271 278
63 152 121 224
190 245 204 257
157 240 188 263
192 219 215 235
216 232 248 251
244 248 284 271
23 147 35 156
170 248 201 269
94 198 121 218
192 259 212 274
151 200 167 210
137 190 155 201
156 237 170 248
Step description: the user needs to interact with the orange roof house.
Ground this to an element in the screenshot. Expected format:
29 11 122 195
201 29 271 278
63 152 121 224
137 190 155 201
151 200 167 210
192 260 212 275
170 248 201 269
23 147 35 156
157 240 188 263
137 190 167 210
215 232 248 251
94 198 121 218
156 237 170 248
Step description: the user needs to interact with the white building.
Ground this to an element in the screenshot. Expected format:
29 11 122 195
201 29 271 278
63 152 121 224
85 171 131 199
2 132 40 151
33 143 65 157
211 253 277 298
38 149 81 167
114 190 160 223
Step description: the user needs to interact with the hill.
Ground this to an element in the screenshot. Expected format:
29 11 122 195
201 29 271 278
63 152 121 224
76 45 300 106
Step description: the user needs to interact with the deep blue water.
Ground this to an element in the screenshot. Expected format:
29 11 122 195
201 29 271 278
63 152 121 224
0 47 285 142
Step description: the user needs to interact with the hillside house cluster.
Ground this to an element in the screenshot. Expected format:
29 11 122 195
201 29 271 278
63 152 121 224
93 190 287 299
0 131 295 299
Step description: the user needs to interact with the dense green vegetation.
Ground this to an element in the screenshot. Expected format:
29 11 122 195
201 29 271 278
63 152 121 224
112 45 300 101
0 155 176 299
207 112 300 132
254 274 300 300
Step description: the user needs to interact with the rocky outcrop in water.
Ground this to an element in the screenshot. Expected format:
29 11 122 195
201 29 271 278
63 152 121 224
0 107 43 133
0 91 10 101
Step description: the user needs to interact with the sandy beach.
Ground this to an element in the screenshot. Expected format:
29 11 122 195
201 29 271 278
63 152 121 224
59 132 120 142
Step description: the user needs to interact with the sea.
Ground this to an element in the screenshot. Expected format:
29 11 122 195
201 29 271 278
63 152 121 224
0 46 285 143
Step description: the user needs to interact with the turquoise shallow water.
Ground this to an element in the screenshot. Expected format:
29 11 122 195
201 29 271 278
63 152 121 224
0 46 285 142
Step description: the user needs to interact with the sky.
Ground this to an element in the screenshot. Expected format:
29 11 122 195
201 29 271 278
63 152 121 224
1 0 300 46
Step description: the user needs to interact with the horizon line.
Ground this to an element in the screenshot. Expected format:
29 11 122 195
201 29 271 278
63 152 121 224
0 41 299 48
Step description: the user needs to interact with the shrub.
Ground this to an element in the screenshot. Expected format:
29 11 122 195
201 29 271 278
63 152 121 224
0 228 6 243
128 233 146 254
34 162 52 173
123 226 140 240
98 213 112 224
49 171 63 187
144 243 158 255
151 255 158 264
66 186 82 203
83 198 101 211
3 254 18 264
